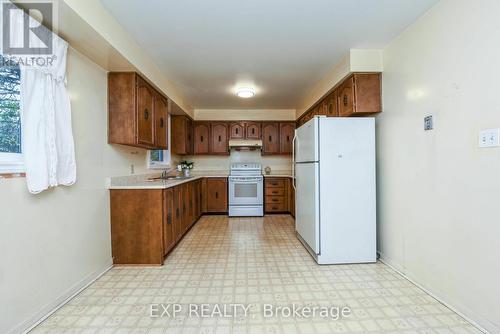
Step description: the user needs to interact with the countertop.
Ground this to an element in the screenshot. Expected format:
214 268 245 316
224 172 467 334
108 170 292 190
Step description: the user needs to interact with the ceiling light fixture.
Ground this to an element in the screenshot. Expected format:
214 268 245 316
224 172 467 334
236 87 255 98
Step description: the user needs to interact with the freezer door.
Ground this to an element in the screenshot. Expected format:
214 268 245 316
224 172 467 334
295 162 320 254
295 117 319 163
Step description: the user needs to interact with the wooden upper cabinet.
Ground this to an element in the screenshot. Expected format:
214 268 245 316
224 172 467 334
325 90 338 117
338 73 381 117
154 94 168 149
171 115 194 155
279 122 295 154
136 77 155 146
229 122 245 139
245 121 261 139
210 122 229 155
108 72 169 149
193 122 210 154
262 122 280 155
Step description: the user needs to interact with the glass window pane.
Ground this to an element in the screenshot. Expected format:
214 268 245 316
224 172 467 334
234 183 257 198
0 55 21 154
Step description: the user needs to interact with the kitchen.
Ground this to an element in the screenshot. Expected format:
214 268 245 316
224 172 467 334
1 1 499 334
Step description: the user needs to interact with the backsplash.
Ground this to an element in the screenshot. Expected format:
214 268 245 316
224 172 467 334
177 150 292 173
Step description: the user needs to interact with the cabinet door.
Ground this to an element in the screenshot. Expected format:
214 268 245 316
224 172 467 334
186 118 194 155
172 116 190 155
229 122 245 139
279 122 295 154
325 90 338 117
338 76 355 117
194 122 210 154
182 183 190 233
287 178 295 217
155 95 168 149
163 188 175 255
262 122 280 155
136 77 155 147
211 122 229 154
245 122 261 139
315 103 326 116
189 182 195 227
206 178 228 212
197 180 203 219
172 186 182 241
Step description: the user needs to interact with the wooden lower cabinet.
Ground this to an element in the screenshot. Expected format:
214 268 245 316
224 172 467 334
172 185 182 242
163 188 175 255
204 178 228 213
110 179 205 265
265 177 295 215
110 189 165 265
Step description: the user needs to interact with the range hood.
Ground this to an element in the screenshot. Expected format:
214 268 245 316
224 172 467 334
229 139 262 150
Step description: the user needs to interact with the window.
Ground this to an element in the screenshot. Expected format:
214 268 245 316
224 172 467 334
147 115 171 169
0 55 23 173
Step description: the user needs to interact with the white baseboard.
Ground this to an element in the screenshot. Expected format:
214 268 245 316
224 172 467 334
8 260 113 334
378 253 494 334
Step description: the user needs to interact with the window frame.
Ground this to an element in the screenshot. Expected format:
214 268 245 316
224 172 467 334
0 152 24 174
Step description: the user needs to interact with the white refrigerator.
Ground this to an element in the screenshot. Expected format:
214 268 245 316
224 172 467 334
293 116 376 264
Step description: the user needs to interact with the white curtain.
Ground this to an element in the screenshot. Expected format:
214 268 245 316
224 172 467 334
4 5 76 194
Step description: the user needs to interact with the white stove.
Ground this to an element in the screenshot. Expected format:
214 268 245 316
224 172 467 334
228 163 263 217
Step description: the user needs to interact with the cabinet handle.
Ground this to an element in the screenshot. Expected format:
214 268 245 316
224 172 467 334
160 118 164 128
215 192 218 199
176 208 179 218
200 135 204 142
286 135 290 142
167 213 172 225
272 191 278 194
343 94 348 106
236 128 239 134
218 135 221 142
144 109 149 120
269 135 272 142
252 128 255 134
328 104 333 114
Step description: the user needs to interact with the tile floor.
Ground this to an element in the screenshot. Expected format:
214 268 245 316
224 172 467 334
32 215 481 334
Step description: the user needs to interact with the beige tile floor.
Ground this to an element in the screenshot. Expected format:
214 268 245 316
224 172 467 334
32 215 481 334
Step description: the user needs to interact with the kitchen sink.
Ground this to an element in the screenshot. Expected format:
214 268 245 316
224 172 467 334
147 175 192 182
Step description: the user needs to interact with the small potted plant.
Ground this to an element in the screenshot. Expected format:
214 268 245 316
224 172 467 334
179 160 194 177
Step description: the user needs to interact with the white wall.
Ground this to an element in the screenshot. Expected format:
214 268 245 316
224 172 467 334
378 0 500 332
0 49 149 334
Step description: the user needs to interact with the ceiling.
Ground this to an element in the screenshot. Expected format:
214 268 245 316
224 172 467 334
101 0 438 110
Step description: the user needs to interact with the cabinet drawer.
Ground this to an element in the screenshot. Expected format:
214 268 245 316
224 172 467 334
265 178 285 188
265 187 285 196
266 203 287 212
265 196 285 204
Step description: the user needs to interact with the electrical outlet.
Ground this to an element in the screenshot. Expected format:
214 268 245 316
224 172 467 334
479 128 500 148
424 116 433 131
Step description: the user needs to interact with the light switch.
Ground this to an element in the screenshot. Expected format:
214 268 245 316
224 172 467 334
479 128 500 148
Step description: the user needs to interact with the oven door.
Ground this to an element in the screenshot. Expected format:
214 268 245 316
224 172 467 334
229 176 263 206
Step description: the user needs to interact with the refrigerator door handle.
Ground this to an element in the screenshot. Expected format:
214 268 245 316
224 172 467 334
292 133 297 189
